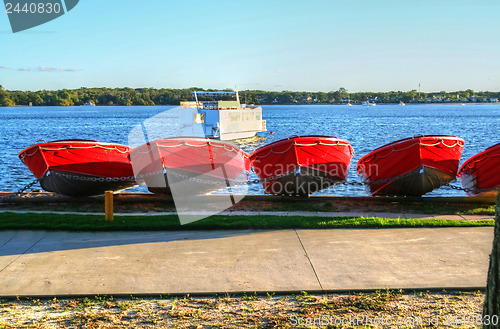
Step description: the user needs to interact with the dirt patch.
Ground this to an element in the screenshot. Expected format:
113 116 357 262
0 291 486 328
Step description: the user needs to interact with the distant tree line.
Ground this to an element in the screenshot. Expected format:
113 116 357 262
0 85 499 107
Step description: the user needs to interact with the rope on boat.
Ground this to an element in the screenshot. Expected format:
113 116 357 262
130 141 247 159
36 145 130 154
460 150 500 169
251 140 355 160
361 139 465 162
19 144 131 160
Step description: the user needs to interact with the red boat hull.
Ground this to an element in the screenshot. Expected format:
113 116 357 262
19 140 135 197
458 143 500 196
357 136 465 196
249 136 354 195
129 138 250 195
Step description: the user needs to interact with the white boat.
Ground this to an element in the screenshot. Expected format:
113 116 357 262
361 101 376 106
82 102 95 106
184 90 267 140
399 101 406 106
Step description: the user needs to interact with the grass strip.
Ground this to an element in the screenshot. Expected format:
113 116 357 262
0 212 494 231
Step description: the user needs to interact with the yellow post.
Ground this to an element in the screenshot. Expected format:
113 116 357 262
105 191 114 221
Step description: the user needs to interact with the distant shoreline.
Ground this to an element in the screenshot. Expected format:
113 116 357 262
1 86 498 107
2 102 500 108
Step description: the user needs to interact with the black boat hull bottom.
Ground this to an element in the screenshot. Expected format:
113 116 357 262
40 170 137 197
366 166 455 197
264 168 344 196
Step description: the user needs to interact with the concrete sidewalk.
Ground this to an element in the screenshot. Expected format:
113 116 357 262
0 227 493 297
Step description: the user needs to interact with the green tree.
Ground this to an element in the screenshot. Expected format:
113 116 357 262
56 90 74 106
0 85 14 106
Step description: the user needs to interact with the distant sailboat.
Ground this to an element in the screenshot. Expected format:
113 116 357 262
361 100 376 108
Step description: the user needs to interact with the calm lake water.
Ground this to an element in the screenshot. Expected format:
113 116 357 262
1 104 499 196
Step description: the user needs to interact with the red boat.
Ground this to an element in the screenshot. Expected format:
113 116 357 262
249 136 354 195
458 142 500 196
129 138 250 195
19 140 136 197
357 135 465 197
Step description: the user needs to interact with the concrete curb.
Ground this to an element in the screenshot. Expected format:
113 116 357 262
0 210 494 221
0 287 487 299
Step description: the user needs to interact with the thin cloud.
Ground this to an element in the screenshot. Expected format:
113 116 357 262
57 66 79 72
3 66 80 72
37 66 57 72
236 82 262 87
274 69 282 73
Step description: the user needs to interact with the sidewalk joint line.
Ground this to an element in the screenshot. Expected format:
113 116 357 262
0 234 47 274
294 229 323 291
458 214 469 221
0 235 15 250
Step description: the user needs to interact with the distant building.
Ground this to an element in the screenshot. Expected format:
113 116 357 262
433 95 443 102
490 98 499 103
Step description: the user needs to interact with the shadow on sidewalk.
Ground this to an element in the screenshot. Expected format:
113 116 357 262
0 229 275 257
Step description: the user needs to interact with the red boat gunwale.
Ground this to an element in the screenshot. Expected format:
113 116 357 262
358 135 463 159
251 135 352 157
130 137 250 175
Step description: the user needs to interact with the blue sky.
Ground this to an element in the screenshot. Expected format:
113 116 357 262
1 0 499 92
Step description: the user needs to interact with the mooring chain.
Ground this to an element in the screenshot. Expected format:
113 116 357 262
248 168 479 195
423 171 475 194
0 179 39 204
1 167 479 200
49 171 136 183
440 180 470 193
146 167 472 192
